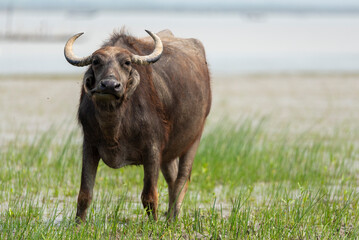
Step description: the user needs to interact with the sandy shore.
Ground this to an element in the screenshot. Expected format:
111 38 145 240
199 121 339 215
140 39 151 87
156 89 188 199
1 73 359 143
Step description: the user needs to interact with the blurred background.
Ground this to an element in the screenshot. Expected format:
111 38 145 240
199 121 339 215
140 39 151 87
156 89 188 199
1 0 359 75
1 0 359 142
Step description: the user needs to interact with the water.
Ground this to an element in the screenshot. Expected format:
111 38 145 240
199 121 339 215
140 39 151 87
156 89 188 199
0 10 359 75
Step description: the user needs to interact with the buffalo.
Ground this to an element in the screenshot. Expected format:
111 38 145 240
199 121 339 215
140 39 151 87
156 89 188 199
64 29 211 222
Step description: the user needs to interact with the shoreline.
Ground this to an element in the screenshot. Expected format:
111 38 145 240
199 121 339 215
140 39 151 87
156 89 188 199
1 73 359 143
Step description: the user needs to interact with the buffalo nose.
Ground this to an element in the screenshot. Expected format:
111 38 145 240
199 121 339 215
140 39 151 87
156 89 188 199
99 79 122 92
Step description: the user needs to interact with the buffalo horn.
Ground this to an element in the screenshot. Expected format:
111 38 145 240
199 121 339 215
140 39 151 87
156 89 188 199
64 33 92 67
131 30 163 65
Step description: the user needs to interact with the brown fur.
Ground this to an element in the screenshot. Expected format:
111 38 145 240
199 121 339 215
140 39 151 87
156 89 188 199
75 29 211 222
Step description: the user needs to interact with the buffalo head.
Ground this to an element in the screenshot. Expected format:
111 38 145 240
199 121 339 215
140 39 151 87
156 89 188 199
64 30 163 103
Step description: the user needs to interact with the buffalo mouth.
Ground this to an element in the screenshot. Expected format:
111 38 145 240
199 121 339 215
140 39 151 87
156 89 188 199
90 88 124 101
92 92 122 101
93 92 121 100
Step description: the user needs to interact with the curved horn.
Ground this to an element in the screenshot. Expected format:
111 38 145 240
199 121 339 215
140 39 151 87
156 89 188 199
64 33 92 67
131 30 163 65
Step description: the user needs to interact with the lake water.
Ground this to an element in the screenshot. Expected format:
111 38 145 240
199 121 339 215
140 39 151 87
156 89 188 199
0 10 359 75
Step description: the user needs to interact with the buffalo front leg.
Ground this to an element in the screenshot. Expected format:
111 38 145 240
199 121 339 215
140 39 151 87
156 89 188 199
169 135 202 219
76 142 100 223
141 146 161 220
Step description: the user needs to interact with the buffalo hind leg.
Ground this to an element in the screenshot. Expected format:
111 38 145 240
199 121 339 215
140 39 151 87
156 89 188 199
76 142 100 223
141 146 161 220
160 158 179 217
169 134 202 219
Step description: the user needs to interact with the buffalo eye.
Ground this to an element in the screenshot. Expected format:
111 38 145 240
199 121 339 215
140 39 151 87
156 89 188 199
92 58 100 66
85 76 95 90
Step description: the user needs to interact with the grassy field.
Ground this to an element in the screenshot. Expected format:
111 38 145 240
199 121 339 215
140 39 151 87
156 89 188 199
1 74 359 239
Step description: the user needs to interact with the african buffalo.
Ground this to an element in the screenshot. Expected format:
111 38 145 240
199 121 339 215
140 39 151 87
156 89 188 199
64 29 211 222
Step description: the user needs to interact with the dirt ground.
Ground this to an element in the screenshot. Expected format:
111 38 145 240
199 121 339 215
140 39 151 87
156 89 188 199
1 73 359 144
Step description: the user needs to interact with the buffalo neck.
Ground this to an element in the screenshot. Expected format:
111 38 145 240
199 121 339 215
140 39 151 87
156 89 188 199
94 101 127 145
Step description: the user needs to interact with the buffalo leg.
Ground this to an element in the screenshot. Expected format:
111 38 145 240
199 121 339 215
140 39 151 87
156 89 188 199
76 142 100 223
141 147 161 220
160 158 179 217
169 135 202 219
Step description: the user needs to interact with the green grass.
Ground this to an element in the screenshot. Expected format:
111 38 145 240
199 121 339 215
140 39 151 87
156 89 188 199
1 118 358 239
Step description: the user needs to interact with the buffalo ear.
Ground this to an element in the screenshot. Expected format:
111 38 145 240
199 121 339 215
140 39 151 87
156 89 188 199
125 69 140 99
83 69 95 94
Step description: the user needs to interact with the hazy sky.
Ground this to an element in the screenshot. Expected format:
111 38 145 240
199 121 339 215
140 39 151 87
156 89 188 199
1 0 359 11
